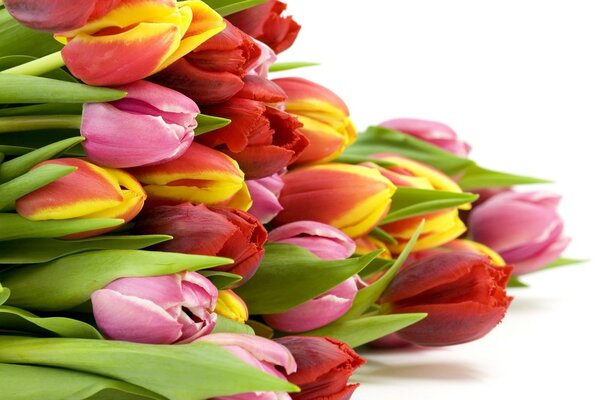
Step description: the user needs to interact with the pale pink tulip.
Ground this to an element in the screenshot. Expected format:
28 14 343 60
247 173 285 224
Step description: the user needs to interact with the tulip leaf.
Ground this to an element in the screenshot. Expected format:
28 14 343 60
0 74 125 104
0 55 77 82
369 226 398 244
213 316 255 335
542 257 586 271
269 62 320 73
0 9 62 58
246 320 274 339
0 164 76 211
0 115 82 133
0 363 168 400
0 235 173 264
195 114 231 135
339 221 424 322
0 284 9 306
300 313 427 348
0 103 83 117
358 257 393 279
203 0 267 16
381 187 478 224
200 271 242 289
0 250 233 311
0 145 31 156
0 305 103 339
0 337 298 400
237 244 381 314
458 164 550 190
508 276 529 288
0 214 124 241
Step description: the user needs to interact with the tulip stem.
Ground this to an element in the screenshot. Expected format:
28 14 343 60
1 51 66 76
0 115 82 134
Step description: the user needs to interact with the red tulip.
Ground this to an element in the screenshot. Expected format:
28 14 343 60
380 252 513 346
275 336 365 400
134 203 267 285
228 0 301 54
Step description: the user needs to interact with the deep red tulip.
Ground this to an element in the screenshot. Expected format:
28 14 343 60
380 252 513 346
228 0 301 54
134 203 267 285
275 336 365 400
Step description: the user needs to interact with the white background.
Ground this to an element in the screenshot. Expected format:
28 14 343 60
275 1 599 398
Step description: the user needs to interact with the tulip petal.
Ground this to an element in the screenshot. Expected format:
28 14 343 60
512 236 571 275
104 275 184 309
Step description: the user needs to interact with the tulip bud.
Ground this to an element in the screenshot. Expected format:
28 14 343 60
273 163 396 238
275 336 365 400
199 333 297 400
268 221 356 260
134 203 267 285
81 80 199 168
199 98 309 179
469 191 570 275
57 0 226 86
15 158 146 238
274 77 357 165
412 239 506 267
91 271 218 344
246 172 285 223
380 252 513 346
379 118 471 157
228 0 301 54
128 142 252 211
215 290 249 323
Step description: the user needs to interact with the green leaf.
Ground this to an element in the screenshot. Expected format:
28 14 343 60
339 221 424 322
203 0 267 16
0 74 125 104
213 316 255 335
381 187 478 224
0 284 9 305
0 9 62 58
246 320 274 339
0 164 75 211
0 305 103 339
458 164 550 190
0 250 232 311
0 55 76 82
0 337 298 400
195 114 231 135
300 313 427 348
0 103 83 117
369 226 398 244
358 257 393 279
237 244 381 314
0 145 32 156
0 214 124 241
200 270 242 289
508 276 529 288
0 136 84 183
541 257 586 271
269 62 320 72
0 363 167 400
0 235 172 264
0 115 81 133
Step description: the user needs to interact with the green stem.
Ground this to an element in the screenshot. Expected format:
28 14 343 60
0 115 82 133
1 51 65 76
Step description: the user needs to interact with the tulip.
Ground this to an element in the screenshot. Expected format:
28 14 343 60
134 203 267 285
199 333 297 400
273 163 396 238
57 0 226 86
91 271 218 344
412 239 506 267
273 77 357 165
380 252 513 346
15 158 146 238
128 142 252 210
81 80 199 168
268 221 355 260
215 290 249 323
275 336 365 400
199 98 308 179
246 172 285 223
263 276 360 333
379 118 471 157
228 0 301 54
4 0 120 32
469 191 570 275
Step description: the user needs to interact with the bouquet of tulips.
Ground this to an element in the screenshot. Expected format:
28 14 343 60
0 1 578 399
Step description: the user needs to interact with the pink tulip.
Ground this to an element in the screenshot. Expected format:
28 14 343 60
199 333 297 400
268 221 356 260
81 80 199 168
380 118 471 157
263 277 360 333
91 271 217 344
469 191 570 275
246 173 285 224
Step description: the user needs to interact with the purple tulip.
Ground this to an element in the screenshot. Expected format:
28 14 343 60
81 80 199 168
469 191 570 275
380 118 471 157
246 173 285 224
91 271 217 344
268 221 356 260
199 333 297 400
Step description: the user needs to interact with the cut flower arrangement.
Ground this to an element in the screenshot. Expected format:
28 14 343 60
0 1 579 399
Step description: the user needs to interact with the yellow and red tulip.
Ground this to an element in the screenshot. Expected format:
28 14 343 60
215 289 249 323
273 163 396 238
412 239 506 267
128 142 252 210
57 0 226 86
15 158 146 238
